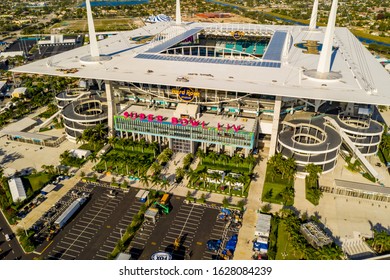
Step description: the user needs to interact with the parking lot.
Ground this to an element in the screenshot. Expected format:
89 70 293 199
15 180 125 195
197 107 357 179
128 197 240 260
40 183 143 260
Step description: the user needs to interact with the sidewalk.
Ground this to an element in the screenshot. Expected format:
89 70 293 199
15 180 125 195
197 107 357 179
233 154 270 260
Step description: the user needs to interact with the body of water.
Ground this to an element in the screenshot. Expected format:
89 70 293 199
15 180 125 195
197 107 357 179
79 0 149 7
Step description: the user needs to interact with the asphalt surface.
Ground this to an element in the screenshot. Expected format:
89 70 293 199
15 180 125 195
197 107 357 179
128 196 238 260
42 184 142 260
0 212 26 260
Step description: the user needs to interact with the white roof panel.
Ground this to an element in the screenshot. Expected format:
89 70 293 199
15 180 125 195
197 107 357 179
11 22 390 106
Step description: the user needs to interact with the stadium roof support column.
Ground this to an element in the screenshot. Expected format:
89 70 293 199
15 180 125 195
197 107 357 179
86 0 99 57
176 0 182 25
105 80 116 137
317 0 338 73
269 96 282 158
309 0 319 30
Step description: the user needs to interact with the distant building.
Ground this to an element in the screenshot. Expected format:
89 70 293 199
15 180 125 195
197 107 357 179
8 177 27 203
38 35 76 46
145 14 172 23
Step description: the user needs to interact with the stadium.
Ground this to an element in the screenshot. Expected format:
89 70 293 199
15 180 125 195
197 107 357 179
12 0 390 178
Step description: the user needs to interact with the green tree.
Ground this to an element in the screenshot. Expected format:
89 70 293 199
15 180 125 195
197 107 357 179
208 151 219 164
196 148 206 164
281 185 295 206
175 167 185 182
140 175 150 189
245 154 257 172
222 197 229 208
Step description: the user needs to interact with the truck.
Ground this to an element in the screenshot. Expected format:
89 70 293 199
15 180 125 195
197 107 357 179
54 197 87 229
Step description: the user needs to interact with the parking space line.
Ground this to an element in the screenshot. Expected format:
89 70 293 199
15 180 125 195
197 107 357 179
94 254 108 259
60 241 85 249
56 245 81 255
131 240 146 247
51 249 76 259
101 244 115 250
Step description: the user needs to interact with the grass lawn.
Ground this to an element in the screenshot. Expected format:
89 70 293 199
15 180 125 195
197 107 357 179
275 221 304 260
79 142 104 153
50 18 135 33
262 182 291 204
24 173 52 192
350 28 390 44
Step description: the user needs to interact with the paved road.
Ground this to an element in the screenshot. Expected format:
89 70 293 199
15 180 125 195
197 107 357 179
0 211 29 260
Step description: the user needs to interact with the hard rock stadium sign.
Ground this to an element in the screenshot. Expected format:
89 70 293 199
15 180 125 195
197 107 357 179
171 87 200 102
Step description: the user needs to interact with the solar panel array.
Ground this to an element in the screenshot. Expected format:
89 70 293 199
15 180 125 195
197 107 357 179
135 53 281 68
262 30 288 61
146 27 204 53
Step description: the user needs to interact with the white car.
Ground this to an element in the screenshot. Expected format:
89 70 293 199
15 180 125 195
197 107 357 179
5 234 11 241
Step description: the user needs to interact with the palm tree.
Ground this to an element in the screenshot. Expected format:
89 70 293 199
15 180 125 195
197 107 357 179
196 148 206 164
60 150 71 161
151 175 162 188
224 174 237 195
150 162 162 175
139 138 148 153
198 168 208 189
175 167 185 181
140 175 150 189
219 153 230 165
149 141 159 157
157 153 170 165
304 163 322 181
160 177 170 190
245 154 257 172
100 154 109 171
186 168 199 187
279 157 297 181
209 172 222 191
208 151 219 164
238 174 248 196
183 153 193 169
76 135 84 145
88 153 99 163
232 153 243 167
281 185 295 206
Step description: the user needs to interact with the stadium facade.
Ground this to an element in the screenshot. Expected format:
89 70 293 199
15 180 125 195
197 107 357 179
12 0 390 178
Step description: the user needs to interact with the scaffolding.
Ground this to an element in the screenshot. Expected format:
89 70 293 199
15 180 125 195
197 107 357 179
300 222 332 249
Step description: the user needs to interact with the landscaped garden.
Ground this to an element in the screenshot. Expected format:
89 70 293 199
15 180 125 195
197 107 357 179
185 150 256 197
261 153 296 206
267 210 344 260
94 138 158 177
304 164 323 206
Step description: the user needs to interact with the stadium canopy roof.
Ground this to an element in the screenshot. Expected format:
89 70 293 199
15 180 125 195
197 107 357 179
12 22 390 106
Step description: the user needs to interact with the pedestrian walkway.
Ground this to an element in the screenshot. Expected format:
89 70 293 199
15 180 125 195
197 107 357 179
340 232 375 259
234 154 269 260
